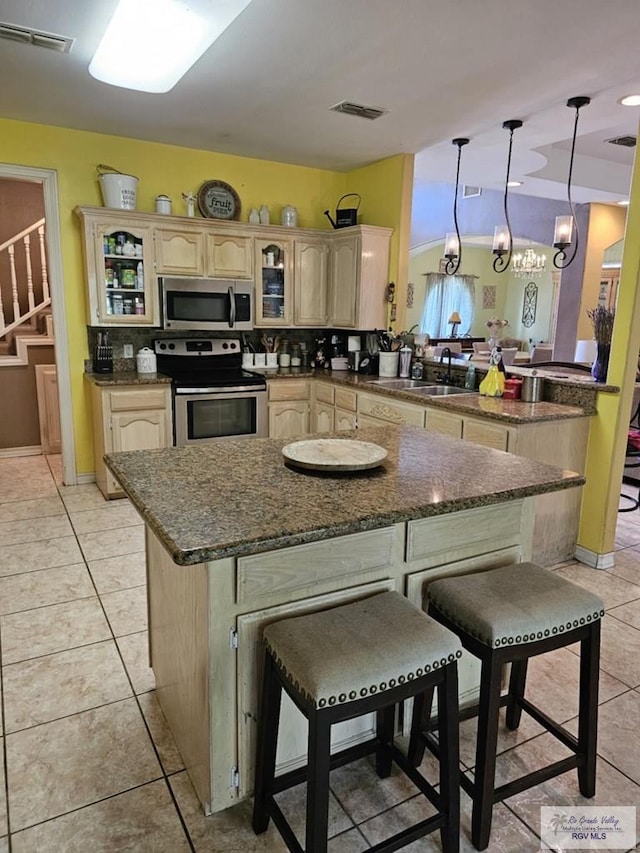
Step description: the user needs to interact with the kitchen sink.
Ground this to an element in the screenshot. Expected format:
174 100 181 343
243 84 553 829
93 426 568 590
407 385 475 396
367 378 433 389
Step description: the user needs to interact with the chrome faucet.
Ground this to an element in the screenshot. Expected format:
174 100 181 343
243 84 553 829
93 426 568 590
438 347 452 384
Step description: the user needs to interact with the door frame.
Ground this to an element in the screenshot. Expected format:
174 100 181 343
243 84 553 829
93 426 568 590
0 164 77 485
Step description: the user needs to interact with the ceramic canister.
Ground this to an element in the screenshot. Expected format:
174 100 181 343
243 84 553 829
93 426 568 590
136 347 157 374
155 195 172 215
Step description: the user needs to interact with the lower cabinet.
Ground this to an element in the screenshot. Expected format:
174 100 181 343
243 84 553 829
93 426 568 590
90 383 172 498
267 379 310 438
357 391 426 428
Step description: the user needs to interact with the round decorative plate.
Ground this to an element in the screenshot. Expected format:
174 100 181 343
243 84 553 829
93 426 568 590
197 180 241 220
282 439 387 472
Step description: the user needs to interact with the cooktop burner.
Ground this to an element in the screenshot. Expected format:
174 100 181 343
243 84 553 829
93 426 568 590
154 338 266 389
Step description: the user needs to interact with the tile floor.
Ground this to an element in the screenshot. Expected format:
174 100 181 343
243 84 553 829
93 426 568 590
0 454 639 851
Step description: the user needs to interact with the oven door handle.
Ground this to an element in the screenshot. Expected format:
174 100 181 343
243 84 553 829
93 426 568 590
228 286 235 328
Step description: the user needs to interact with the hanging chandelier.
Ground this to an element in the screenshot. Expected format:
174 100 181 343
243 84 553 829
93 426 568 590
553 96 591 269
443 137 470 275
492 119 523 273
512 247 546 278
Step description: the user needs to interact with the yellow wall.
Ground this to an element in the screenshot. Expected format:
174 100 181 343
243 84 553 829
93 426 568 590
577 204 626 340
0 118 408 476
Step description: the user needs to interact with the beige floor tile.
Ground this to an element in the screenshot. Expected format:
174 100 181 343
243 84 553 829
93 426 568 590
10 779 190 853
101 585 148 637
274 781 353 844
3 640 132 732
0 743 6 837
505 730 640 847
77 525 145 562
0 596 111 664
0 836 7 852
88 550 146 594
58 483 109 511
0 536 84 577
0 496 65 523
615 521 640 550
608 597 640 630
554 563 640 610
0 563 94 615
0 515 73 547
116 631 155 693
6 698 162 832
138 692 184 774
327 829 369 852
46 454 63 484
599 613 640 687
0 481 58 504
169 770 288 852
610 547 640 586
68 501 141 535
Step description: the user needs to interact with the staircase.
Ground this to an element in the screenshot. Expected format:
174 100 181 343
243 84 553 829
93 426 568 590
0 217 52 365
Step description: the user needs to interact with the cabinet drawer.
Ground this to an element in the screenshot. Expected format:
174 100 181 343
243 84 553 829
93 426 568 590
406 501 525 566
268 379 309 401
463 418 510 451
425 409 463 438
357 392 425 427
335 387 357 412
237 527 396 605
314 382 335 405
107 388 169 412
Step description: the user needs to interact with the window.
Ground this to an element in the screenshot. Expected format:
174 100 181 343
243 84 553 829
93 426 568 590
420 273 475 337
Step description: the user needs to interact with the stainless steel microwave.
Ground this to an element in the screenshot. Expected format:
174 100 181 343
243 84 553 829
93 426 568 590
161 277 253 331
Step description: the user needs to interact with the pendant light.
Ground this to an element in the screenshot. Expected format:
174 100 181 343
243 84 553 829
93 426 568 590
492 119 523 273
553 96 591 269
444 137 470 275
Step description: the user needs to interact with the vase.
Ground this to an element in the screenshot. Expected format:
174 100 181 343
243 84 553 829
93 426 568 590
591 343 610 383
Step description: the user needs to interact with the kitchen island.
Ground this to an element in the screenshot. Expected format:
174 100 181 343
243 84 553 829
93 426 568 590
105 425 583 815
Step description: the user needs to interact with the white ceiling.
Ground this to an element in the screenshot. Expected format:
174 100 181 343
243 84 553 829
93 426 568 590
1 0 639 203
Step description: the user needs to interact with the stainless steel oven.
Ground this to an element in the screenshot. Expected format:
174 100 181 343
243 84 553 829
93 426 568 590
154 338 267 446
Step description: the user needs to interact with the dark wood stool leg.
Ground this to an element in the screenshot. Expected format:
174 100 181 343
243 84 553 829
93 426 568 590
375 704 395 778
471 651 504 851
306 711 332 853
407 685 435 767
252 653 283 834
505 658 528 730
577 620 600 797
438 662 460 853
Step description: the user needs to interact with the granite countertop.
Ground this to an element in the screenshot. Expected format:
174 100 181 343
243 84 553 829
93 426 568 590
105 425 584 566
84 371 172 386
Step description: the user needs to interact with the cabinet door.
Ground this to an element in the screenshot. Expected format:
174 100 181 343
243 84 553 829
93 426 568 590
424 409 463 439
463 418 510 451
357 391 425 427
335 407 357 431
313 401 334 433
294 239 329 326
89 220 157 326
268 400 309 438
154 227 205 276
328 235 359 328
254 239 293 326
206 233 253 279
111 409 170 454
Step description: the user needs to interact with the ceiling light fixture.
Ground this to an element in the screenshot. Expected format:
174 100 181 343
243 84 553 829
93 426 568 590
619 94 640 107
492 119 523 273
507 180 523 187
89 0 252 93
512 247 546 278
443 137 470 275
617 199 630 206
553 96 591 269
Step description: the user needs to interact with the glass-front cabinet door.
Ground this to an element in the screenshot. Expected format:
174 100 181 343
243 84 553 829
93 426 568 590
88 220 157 326
254 238 292 327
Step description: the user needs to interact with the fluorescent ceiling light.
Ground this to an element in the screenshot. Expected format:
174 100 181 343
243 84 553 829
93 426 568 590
89 0 252 93
617 199 630 206
506 180 522 187
619 94 640 106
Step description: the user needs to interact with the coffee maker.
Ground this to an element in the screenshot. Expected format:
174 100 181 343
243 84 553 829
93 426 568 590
347 334 361 372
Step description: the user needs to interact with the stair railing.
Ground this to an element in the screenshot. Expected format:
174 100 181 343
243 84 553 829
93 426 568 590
0 218 50 338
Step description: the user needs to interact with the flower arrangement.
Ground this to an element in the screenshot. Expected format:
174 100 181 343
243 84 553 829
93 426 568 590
587 306 615 345
485 317 509 348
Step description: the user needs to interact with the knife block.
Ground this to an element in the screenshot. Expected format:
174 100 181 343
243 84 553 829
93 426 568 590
94 345 113 374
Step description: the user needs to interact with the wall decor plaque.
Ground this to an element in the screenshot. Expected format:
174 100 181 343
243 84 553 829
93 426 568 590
197 180 241 220
522 281 538 328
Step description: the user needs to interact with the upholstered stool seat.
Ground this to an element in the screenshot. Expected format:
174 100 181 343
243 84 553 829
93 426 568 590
410 563 604 851
253 590 463 853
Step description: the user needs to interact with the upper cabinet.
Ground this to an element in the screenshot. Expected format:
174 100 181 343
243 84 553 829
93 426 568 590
76 208 158 326
206 233 253 279
155 228 205 276
254 238 293 327
293 238 329 326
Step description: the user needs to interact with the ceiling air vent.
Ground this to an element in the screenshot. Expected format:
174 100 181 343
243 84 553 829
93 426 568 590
330 101 387 120
463 185 482 198
0 22 73 53
606 135 637 148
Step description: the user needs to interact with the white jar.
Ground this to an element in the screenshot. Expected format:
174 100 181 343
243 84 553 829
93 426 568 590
249 208 260 224
155 195 172 215
281 205 298 227
136 347 157 374
259 204 270 225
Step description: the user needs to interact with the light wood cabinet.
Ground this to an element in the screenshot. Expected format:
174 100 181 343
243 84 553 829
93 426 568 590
206 233 253 279
335 408 357 430
328 226 392 330
267 379 310 438
154 227 205 276
357 391 425 427
254 238 293 327
313 401 334 433
89 382 172 498
424 408 463 438
293 239 329 326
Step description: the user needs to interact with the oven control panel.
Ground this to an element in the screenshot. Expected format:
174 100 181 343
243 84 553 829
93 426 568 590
154 338 240 356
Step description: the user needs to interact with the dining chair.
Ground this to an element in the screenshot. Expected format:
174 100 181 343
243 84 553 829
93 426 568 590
530 345 553 363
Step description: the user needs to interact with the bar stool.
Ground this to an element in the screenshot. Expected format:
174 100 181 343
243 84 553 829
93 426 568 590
409 563 604 851
252 590 463 853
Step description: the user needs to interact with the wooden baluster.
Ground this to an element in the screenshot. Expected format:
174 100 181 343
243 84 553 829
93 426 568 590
9 244 19 326
38 225 49 301
0 278 5 331
24 234 35 312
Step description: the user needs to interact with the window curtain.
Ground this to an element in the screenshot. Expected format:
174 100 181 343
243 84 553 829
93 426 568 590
420 274 476 337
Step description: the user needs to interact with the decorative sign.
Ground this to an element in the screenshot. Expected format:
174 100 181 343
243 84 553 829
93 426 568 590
406 282 414 308
197 180 241 220
522 281 538 328
482 285 496 309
